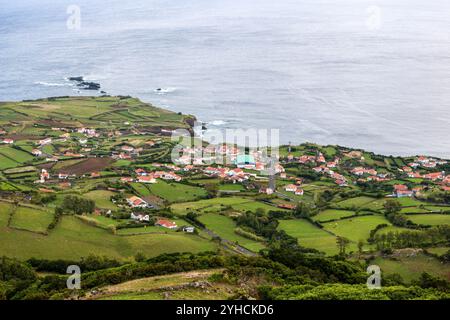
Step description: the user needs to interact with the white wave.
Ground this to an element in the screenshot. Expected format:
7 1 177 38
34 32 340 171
154 87 177 94
209 120 227 126
35 81 73 87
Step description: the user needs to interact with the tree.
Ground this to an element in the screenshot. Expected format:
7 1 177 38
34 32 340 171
314 190 333 207
357 240 365 257
384 199 401 214
62 195 95 215
336 236 351 255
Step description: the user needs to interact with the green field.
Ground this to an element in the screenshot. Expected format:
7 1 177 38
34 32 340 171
407 214 450 226
198 213 265 252
0 154 18 169
146 180 207 203
9 206 54 233
0 202 13 226
372 254 450 282
278 219 338 255
0 216 216 260
335 196 376 209
322 215 390 245
218 184 245 192
426 247 449 256
313 209 356 222
82 214 123 228
0 146 34 163
84 190 119 210
396 197 428 207
171 197 281 215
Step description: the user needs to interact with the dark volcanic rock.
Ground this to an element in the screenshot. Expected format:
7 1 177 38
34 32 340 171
68 76 101 90
77 81 101 90
68 76 84 81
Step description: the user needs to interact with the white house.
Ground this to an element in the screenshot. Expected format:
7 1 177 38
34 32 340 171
130 212 150 222
284 184 298 192
127 196 148 208
39 138 52 145
2 138 14 144
182 226 195 233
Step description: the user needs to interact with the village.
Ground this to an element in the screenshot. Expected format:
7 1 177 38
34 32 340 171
0 97 449 284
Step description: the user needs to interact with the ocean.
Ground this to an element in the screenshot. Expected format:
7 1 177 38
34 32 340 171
1 0 449 158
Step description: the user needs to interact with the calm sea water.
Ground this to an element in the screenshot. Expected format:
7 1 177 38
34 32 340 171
1 0 450 158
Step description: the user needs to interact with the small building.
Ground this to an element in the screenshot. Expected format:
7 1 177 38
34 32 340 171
182 226 195 233
39 137 52 145
235 154 256 169
127 196 148 208
138 176 156 184
32 149 42 156
156 219 178 229
58 173 69 179
130 212 150 222
259 187 273 195
396 190 414 198
284 184 298 192
2 138 14 144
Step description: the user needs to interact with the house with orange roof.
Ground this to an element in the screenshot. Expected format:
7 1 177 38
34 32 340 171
156 219 178 229
127 196 148 208
138 175 156 184
2 138 14 144
284 184 298 192
423 172 445 181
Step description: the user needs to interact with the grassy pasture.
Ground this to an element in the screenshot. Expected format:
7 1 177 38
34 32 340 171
278 219 338 255
218 184 245 192
396 197 428 207
198 213 265 252
146 180 208 203
9 206 54 233
334 196 376 209
0 146 33 163
116 218 187 235
84 190 118 210
0 216 216 260
372 254 450 282
0 202 13 226
170 197 280 215
313 210 356 222
322 215 390 245
407 214 450 226
0 154 18 169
